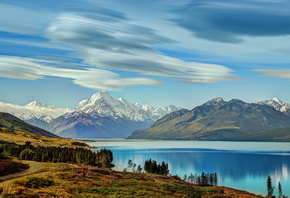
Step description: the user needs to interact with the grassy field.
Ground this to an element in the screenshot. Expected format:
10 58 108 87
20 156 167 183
2 162 263 198
0 127 91 148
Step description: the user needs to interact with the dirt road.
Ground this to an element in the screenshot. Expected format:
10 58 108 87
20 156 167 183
0 161 42 196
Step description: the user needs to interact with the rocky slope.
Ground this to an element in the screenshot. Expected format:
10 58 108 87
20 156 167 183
128 98 290 140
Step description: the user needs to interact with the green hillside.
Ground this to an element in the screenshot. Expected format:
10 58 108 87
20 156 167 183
0 112 59 138
225 127 290 141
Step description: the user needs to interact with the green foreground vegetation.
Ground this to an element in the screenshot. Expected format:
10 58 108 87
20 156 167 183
0 142 265 198
1 162 263 198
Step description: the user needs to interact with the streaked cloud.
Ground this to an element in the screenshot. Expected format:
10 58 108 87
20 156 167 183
0 56 160 90
172 0 290 43
254 69 290 80
43 6 238 85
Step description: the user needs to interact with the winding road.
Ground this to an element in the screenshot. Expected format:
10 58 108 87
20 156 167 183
0 161 42 196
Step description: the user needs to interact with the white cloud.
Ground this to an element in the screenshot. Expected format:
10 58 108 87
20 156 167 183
43 8 238 84
254 69 290 80
0 56 160 90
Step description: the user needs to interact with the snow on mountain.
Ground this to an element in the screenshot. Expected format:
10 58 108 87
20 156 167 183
258 97 290 116
75 91 180 122
0 101 72 123
203 97 226 106
48 91 181 138
0 91 180 138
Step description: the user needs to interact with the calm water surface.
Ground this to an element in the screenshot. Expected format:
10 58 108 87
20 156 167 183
90 140 290 196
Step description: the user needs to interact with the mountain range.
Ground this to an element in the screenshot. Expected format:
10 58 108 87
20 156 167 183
0 91 179 138
128 97 290 140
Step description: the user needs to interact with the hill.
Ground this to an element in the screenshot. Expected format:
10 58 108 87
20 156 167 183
0 112 58 138
128 98 290 140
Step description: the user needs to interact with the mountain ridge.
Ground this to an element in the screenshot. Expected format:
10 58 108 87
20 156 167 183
128 97 290 141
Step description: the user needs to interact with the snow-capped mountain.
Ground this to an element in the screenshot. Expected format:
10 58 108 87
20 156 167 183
74 91 179 122
258 97 290 116
203 97 226 106
0 101 72 130
48 91 180 138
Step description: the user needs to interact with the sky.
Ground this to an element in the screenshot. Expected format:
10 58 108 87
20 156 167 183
1 0 290 109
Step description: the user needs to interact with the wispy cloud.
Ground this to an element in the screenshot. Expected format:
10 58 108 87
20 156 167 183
254 69 290 80
43 6 238 85
0 56 160 90
172 0 290 43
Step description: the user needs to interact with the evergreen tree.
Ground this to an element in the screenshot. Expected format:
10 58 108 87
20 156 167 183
278 182 282 198
267 176 274 198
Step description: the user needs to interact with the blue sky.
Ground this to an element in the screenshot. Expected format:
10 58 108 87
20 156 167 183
1 0 290 109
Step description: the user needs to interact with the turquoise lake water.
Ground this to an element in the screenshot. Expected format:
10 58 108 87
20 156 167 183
90 140 290 196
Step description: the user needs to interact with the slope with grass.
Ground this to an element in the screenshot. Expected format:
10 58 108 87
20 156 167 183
0 127 90 148
5 162 263 198
0 112 58 138
0 157 29 177
225 127 290 141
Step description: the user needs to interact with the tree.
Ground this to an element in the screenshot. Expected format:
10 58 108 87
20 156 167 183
267 176 274 198
127 159 133 170
137 165 142 173
278 182 282 198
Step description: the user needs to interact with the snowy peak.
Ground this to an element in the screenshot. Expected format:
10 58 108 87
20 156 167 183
25 101 45 108
75 91 180 121
203 97 225 106
271 97 283 105
76 91 115 110
89 91 113 103
0 101 72 123
258 98 290 116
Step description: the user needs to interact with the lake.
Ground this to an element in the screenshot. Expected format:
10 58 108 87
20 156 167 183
90 140 290 196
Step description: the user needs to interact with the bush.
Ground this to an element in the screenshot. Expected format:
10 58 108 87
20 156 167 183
71 141 88 147
20 177 55 189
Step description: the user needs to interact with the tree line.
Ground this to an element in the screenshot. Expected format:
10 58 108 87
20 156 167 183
267 176 288 198
0 141 113 168
143 159 170 176
184 172 218 186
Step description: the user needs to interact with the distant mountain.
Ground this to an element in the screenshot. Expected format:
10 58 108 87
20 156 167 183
48 91 180 138
0 112 58 138
128 98 290 140
0 101 72 130
0 92 179 138
258 97 290 116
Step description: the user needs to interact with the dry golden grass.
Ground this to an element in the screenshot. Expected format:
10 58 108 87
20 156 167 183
0 127 92 148
4 162 264 198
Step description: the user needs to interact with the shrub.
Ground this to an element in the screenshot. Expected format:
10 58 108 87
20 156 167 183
71 141 88 147
20 177 55 189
